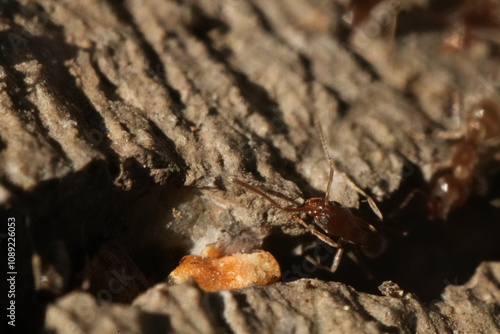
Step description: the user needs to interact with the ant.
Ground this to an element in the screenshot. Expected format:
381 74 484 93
441 0 500 51
347 1 500 52
403 98 500 220
232 121 385 273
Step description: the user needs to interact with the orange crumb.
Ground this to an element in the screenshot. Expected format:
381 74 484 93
168 248 281 292
199 245 220 258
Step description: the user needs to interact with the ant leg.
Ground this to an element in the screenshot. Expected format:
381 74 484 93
433 91 464 140
303 246 345 273
338 171 383 220
291 216 341 249
435 130 463 141
399 188 427 210
346 248 374 280
292 216 345 272
430 160 453 171
484 136 500 150
386 188 428 220
330 247 344 273
303 255 331 272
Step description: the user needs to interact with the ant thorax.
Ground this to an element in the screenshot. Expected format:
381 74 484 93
303 197 373 245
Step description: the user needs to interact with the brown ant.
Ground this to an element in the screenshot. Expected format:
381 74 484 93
232 122 385 272
403 98 500 220
347 1 500 52
441 0 500 50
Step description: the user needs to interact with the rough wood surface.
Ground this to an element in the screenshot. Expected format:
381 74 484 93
44 262 500 334
1 0 499 333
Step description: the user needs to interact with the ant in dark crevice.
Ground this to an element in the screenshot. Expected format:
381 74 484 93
232 121 385 273
402 97 500 220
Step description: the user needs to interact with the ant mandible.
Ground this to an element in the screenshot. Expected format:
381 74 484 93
232 121 385 272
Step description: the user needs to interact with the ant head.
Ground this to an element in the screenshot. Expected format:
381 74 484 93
467 99 500 141
304 198 332 227
427 174 461 220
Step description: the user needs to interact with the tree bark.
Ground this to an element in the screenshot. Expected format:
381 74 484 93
1 0 499 333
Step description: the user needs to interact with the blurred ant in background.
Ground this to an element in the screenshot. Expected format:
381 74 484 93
402 97 500 220
427 97 500 220
441 0 500 50
344 0 500 51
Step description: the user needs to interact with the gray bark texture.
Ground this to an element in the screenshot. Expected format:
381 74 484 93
1 0 499 333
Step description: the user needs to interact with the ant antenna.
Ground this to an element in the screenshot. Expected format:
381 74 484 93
314 119 383 220
231 178 307 213
314 119 335 202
